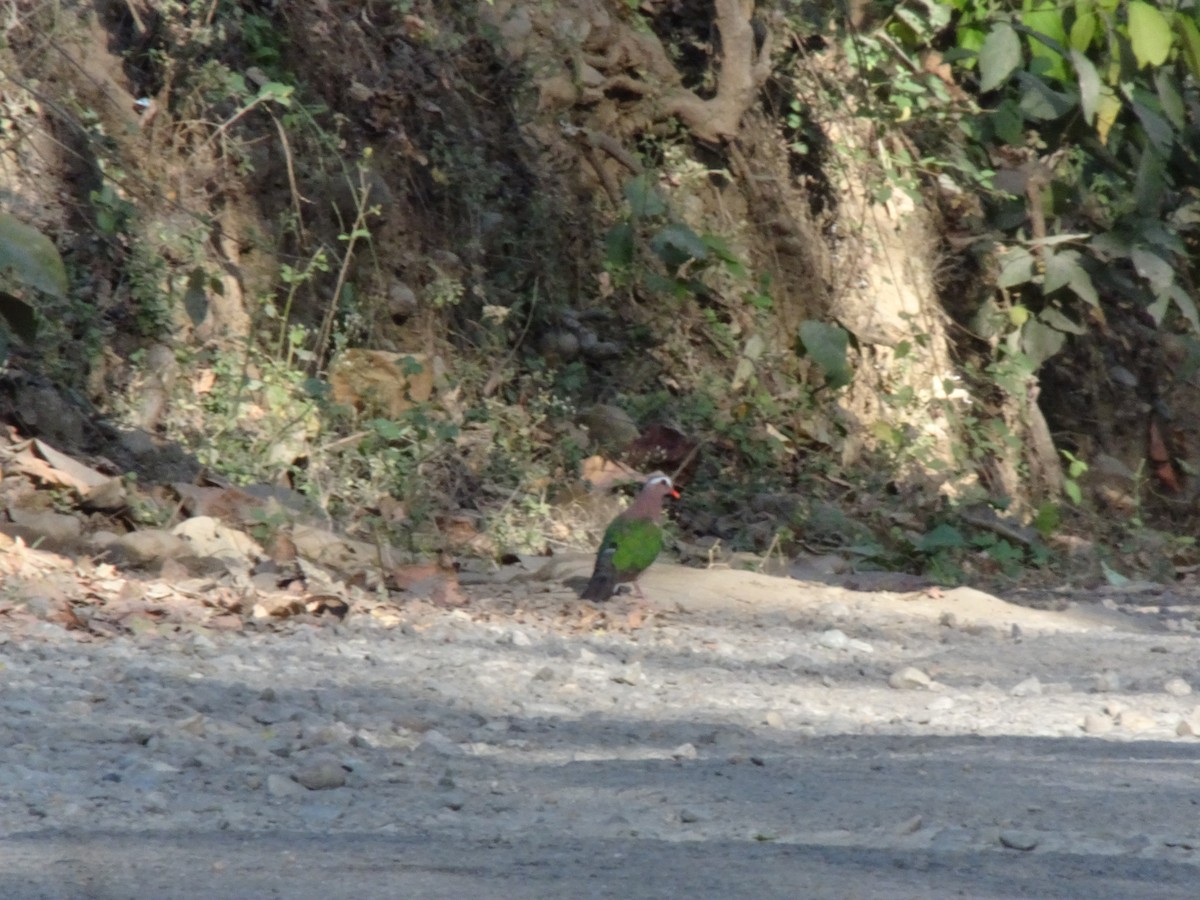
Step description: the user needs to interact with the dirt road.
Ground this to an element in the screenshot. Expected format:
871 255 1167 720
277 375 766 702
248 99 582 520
1 563 1198 898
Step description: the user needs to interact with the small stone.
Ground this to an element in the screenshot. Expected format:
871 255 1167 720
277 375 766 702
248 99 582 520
1010 676 1042 697
1163 676 1192 697
671 743 698 761
267 773 306 798
294 762 347 791
142 791 168 814
764 711 784 728
1103 700 1127 717
817 629 849 650
678 808 703 824
999 830 1039 851
1174 717 1200 737
889 667 932 690
1116 710 1155 732
1082 713 1113 735
1093 671 1122 692
895 814 924 835
417 730 463 756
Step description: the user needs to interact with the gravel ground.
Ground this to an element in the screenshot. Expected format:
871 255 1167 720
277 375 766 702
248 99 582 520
2 562 1199 898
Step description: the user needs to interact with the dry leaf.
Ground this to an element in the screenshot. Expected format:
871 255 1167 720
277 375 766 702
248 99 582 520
580 455 641 491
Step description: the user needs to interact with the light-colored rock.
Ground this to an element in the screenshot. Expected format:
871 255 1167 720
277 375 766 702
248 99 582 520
1163 676 1192 697
889 666 932 690
1010 676 1042 697
1116 710 1156 732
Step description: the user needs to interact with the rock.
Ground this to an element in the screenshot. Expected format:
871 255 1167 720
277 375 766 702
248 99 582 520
267 773 307 798
888 666 932 690
817 628 850 650
173 516 262 563
1163 676 1192 697
1010 676 1042 697
1092 671 1122 692
112 529 190 565
1175 709 1200 737
417 730 463 756
580 404 639 452
895 814 924 835
1082 713 1113 735
1116 710 1156 732
293 762 347 791
671 743 698 760
7 508 82 545
999 830 1039 851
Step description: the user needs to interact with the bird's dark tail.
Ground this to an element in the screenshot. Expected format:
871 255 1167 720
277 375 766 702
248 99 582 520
580 561 616 602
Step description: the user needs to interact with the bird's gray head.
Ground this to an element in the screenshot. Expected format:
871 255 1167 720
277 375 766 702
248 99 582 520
643 472 680 499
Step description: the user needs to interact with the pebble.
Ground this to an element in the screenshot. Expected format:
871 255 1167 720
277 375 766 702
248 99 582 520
1116 710 1156 732
1092 671 1122 692
417 730 464 757
817 629 849 650
293 762 348 791
1082 713 1113 735
1163 676 1192 697
267 773 307 798
1010 676 1042 697
888 666 932 690
999 830 1039 851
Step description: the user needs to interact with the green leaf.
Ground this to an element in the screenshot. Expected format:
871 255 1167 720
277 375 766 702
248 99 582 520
797 320 853 390
257 81 294 106
650 223 707 269
605 222 635 268
623 174 666 218
1020 316 1066 368
1179 16 1200 80
1070 50 1100 123
1131 245 1174 298
702 234 746 277
1064 480 1082 505
1100 559 1130 586
1069 10 1096 51
979 23 1022 92
1128 90 1174 155
1021 0 1069 81
991 99 1024 144
1015 72 1075 120
1038 306 1086 335
917 523 965 552
0 213 67 299
1133 147 1167 214
1043 249 1082 294
0 290 37 342
1171 284 1200 334
997 246 1035 288
183 267 209 326
1033 501 1060 537
1128 2 1172 68
1154 70 1186 129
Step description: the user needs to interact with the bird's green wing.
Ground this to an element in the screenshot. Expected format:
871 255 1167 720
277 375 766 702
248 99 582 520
605 517 664 578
